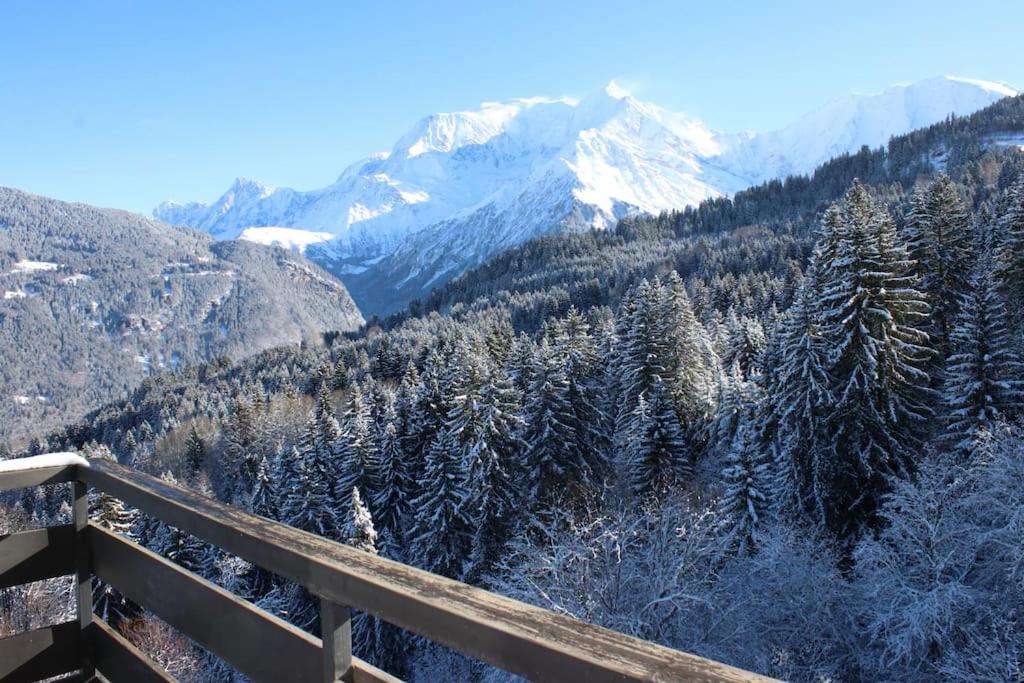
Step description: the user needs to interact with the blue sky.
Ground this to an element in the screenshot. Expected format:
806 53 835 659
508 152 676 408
2 1 1021 214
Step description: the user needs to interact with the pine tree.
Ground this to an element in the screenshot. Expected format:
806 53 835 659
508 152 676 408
342 487 378 553
616 279 669 412
247 453 281 597
905 174 973 364
772 249 834 517
483 317 515 365
393 361 422 494
342 487 381 664
405 350 450 486
662 271 714 425
225 399 259 496
717 414 770 555
942 261 1024 450
90 478 140 625
250 453 279 519
338 488 410 675
336 384 378 514
314 381 335 427
457 367 525 582
722 309 767 378
371 410 414 560
995 179 1024 318
273 444 302 519
505 333 536 395
613 275 712 471
408 433 473 578
185 425 205 476
519 339 577 505
818 182 934 537
553 307 612 486
122 430 138 461
623 378 690 497
707 361 753 460
332 357 350 391
309 383 347 506
283 440 338 539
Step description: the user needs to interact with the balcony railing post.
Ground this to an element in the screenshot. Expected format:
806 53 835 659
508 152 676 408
73 479 95 679
320 598 352 682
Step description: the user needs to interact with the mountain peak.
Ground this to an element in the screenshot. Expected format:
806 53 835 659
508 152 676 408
228 177 275 197
602 80 631 100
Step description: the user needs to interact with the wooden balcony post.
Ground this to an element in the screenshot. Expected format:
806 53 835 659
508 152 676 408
320 598 352 682
73 480 95 679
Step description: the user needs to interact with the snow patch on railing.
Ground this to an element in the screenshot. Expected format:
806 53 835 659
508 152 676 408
0 452 89 471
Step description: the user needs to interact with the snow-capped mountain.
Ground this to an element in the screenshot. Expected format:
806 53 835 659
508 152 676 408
155 76 1017 314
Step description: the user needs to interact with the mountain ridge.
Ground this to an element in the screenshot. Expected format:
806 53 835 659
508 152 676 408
155 76 1018 314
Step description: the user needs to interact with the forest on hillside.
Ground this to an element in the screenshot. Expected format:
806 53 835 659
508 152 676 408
5 96 1024 681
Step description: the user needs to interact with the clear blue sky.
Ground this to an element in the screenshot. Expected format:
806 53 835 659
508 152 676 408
2 1 1021 214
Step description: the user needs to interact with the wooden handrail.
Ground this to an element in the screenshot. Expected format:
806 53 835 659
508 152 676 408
0 456 772 682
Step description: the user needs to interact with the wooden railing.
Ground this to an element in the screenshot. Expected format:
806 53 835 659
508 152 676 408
0 454 771 682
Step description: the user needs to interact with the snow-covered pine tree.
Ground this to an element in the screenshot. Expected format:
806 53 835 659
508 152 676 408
614 280 663 417
613 275 713 477
505 332 536 396
995 178 1024 320
623 378 690 497
771 248 834 518
122 430 138 461
942 260 1024 450
336 384 378 515
338 487 410 676
272 441 301 518
314 381 335 429
484 317 515 365
371 409 413 560
404 349 450 480
407 432 474 579
224 399 259 496
553 307 612 483
374 336 404 380
818 181 934 537
614 279 669 463
904 174 973 365
459 367 525 582
519 338 576 506
332 357 349 391
89 452 140 625
283 439 338 539
342 487 377 553
250 453 279 519
308 384 348 507
243 452 281 597
184 424 205 476
366 380 395 442
394 361 420 439
662 271 714 427
717 412 770 555
722 308 767 379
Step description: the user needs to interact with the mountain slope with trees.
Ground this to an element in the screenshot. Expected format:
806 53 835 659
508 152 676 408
0 187 363 444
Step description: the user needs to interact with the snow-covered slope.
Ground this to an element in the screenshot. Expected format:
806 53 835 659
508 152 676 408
717 76 1019 183
155 76 1017 314
238 226 334 253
